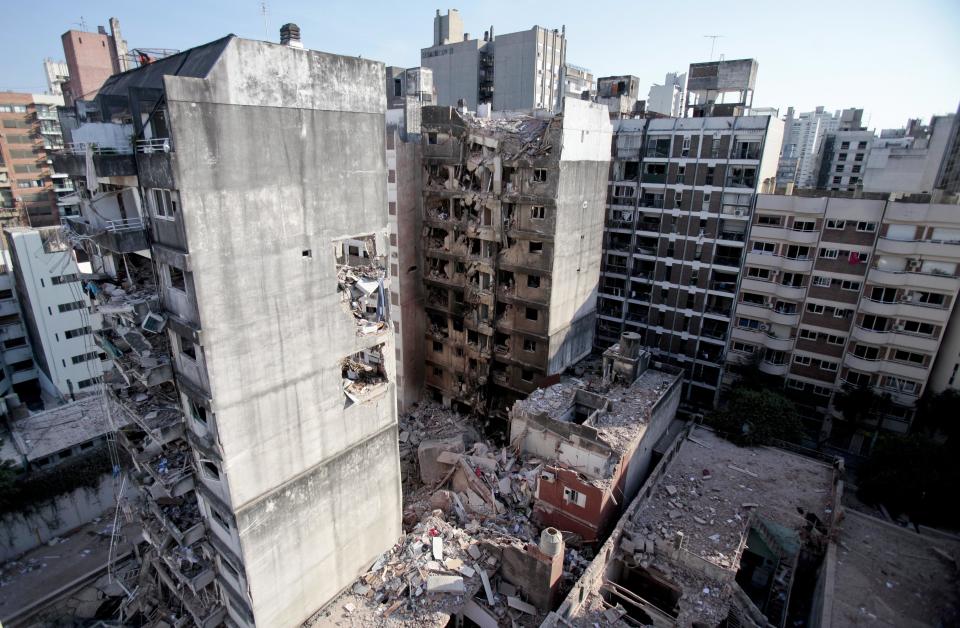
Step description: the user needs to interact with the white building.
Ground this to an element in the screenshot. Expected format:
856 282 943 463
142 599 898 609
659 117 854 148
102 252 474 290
43 59 70 96
646 72 686 117
777 106 843 188
862 114 957 194
4 227 101 400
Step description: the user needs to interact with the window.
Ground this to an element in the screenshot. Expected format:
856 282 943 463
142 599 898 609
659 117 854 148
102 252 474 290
853 344 880 360
871 287 897 303
702 192 711 210
2 337 26 349
521 369 534 382
676 165 686 184
427 132 438 145
681 136 691 157
533 168 547 182
806 303 825 314
841 280 861 291
51 274 79 285
832 176 842 184
202 461 221 480
674 190 683 207
833 307 850 319
180 334 197 360
731 341 755 354
527 274 540 288
0 289 11 300
813 276 832 287
523 339 537 352
819 248 839 259
799 328 817 341
190 400 208 424
900 320 935 336
852 165 862 173
737 317 762 330
747 267 770 279
837 153 848 162
826 219 845 230
819 360 838 372
826 334 844 345
757 215 781 226
858 141 868 149
562 487 587 507
840 141 850 150
77 378 98 389
705 166 715 185
530 205 545 219
836 165 845 173
529 241 543 254
433 341 443 353
167 266 186 291
856 221 876 232
211 508 232 531
150 188 178 219
792 220 816 232
752 241 776 255
854 153 865 162
917 291 946 306
432 366 443 377
71 351 99 364
58 301 86 313
794 355 812 366
525 307 539 321
893 350 925 365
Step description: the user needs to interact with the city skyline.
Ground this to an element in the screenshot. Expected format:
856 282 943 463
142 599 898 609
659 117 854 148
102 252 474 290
0 0 956 130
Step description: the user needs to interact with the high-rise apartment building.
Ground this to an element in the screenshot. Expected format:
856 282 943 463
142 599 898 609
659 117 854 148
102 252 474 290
421 10 567 112
936 103 960 193
60 17 129 104
646 71 687 118
0 92 68 228
42 59 70 96
813 108 873 192
4 227 101 400
862 113 957 194
777 106 846 188
727 190 960 452
419 99 611 415
52 28 401 627
563 64 594 100
0 256 39 400
595 115 783 408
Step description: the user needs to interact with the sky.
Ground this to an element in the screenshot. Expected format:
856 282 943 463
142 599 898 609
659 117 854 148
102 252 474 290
1 0 958 130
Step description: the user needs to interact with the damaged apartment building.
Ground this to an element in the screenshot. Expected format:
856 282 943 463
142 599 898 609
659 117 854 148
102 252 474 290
418 98 612 417
51 26 401 627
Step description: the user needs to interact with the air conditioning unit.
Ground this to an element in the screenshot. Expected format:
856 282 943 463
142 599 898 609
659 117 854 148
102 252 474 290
735 209 745 217
540 471 555 483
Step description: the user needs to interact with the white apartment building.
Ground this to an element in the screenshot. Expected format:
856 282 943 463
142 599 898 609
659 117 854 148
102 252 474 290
777 106 842 188
646 72 686 118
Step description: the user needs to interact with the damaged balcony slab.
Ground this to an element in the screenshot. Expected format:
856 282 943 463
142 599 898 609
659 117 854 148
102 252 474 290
62 215 149 254
335 234 390 336
341 344 389 404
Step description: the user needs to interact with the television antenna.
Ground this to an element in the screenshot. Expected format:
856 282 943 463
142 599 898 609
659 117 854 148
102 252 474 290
704 34 724 61
73 17 88 31
259 1 269 39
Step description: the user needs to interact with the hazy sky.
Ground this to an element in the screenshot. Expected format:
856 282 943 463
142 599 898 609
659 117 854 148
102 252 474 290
1 0 957 130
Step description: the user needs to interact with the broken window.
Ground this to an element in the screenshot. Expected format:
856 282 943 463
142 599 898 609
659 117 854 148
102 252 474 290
525 307 539 321
201 460 221 481
179 334 196 360
530 205 545 219
623 161 639 179
521 368 534 383
189 399 207 425
167 265 186 292
335 234 387 335
563 486 587 507
533 168 548 182
433 341 443 353
529 241 543 254
427 132 438 145
523 339 537 352
527 274 540 288
341 344 388 404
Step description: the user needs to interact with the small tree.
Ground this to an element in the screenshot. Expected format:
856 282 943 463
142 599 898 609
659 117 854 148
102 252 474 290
709 388 803 446
914 389 960 444
834 383 892 428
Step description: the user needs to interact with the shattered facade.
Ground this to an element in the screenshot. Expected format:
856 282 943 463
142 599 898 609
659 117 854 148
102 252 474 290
546 425 843 628
509 334 683 542
419 99 611 416
53 30 401 627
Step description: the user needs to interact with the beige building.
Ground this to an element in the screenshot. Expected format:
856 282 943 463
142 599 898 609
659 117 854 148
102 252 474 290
727 190 960 452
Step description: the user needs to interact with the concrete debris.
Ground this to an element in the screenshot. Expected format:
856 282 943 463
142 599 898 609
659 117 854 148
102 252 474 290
506 596 536 615
427 575 465 594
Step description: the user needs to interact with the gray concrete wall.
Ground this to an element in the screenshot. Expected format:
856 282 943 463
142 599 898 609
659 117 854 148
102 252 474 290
546 100 612 373
163 38 401 627
492 29 537 111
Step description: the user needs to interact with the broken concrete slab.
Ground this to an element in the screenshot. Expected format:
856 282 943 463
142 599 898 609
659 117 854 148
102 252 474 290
507 596 537 615
418 436 466 484
432 537 443 560
479 568 495 605
426 575 465 593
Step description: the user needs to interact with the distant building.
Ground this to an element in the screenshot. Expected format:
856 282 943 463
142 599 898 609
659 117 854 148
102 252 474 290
0 91 69 228
935 103 960 193
60 17 129 104
385 65 435 110
420 10 567 112
862 113 956 194
42 59 70 96
563 63 594 100
596 75 642 118
777 106 846 188
646 71 686 118
813 109 872 192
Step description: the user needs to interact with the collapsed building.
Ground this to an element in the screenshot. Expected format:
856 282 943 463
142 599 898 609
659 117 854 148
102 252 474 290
419 98 612 417
544 425 843 628
509 333 683 542
51 26 402 627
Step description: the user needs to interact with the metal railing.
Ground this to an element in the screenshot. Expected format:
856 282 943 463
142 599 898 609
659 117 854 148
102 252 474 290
105 217 146 232
136 138 172 153
66 142 133 155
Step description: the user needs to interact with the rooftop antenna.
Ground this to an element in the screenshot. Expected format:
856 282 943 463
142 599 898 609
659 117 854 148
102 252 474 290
259 1 269 39
704 34 724 61
73 16 88 31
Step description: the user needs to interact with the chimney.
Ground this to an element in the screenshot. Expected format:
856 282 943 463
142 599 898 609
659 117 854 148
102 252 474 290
280 23 303 48
463 33 469 41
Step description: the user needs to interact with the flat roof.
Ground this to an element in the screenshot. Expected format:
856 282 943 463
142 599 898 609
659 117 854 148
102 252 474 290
8 396 121 462
829 509 960 627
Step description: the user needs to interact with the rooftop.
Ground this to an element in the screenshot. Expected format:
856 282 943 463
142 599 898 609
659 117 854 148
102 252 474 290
7 396 126 462
828 509 960 627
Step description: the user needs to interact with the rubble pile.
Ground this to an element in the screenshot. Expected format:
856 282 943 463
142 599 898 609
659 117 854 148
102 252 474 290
341 348 388 402
336 263 387 336
158 496 201 531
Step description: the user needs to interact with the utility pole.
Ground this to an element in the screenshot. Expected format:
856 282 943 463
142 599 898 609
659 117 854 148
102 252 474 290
704 34 724 61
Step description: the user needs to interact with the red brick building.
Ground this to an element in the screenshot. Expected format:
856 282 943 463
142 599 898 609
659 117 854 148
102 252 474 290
61 18 128 105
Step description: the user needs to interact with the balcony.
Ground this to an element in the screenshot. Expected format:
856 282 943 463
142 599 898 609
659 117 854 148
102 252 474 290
136 138 172 154
740 277 806 301
709 280 737 294
717 230 746 244
154 559 226 628
843 353 883 374
851 325 939 353
712 255 741 270
759 360 789 376
859 297 951 323
63 215 149 254
148 495 205 548
770 307 801 326
52 143 136 177
143 443 195 499
868 267 960 292
750 225 820 245
875 237 960 259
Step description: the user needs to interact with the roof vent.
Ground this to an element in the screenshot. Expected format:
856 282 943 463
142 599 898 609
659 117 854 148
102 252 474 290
280 23 303 48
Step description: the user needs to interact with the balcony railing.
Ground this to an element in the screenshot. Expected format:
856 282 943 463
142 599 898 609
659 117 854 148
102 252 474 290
105 217 146 232
136 138 172 153
65 142 133 155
